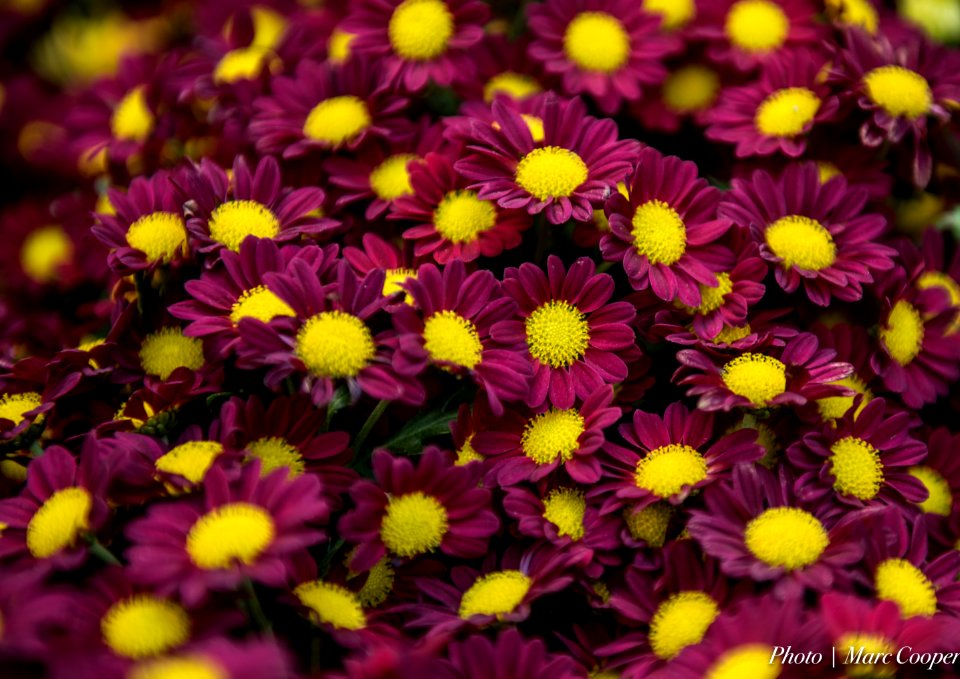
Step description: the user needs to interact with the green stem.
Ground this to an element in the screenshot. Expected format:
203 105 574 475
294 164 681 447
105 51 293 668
242 577 274 636
87 537 122 566
353 400 389 454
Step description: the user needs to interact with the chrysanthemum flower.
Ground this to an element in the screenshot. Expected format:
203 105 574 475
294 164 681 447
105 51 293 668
453 33 544 104
707 49 839 157
121 638 292 679
496 256 636 408
808 322 876 424
125 461 328 605
594 402 763 512
788 398 927 508
435 629 584 679
676 332 853 411
392 151 530 264
601 147 733 306
0 356 75 450
338 447 498 571
526 0 680 114
455 96 636 224
823 0 881 35
632 60 722 134
472 386 620 485
391 260 530 415
343 232 419 307
342 0 489 92
688 465 864 596
913 228 960 335
908 427 960 546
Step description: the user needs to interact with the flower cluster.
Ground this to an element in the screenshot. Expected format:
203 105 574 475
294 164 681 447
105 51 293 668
1 1 960 678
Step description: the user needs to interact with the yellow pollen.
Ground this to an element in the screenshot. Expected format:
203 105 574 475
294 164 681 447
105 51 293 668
422 310 483 369
370 154 417 202
433 190 497 243
634 443 708 498
829 436 884 500
21 225 72 283
208 200 280 252
458 570 532 619
909 466 952 516
515 146 589 201
643 0 696 30
881 300 924 366
663 65 720 113
295 580 366 630
101 595 190 659
383 268 416 303
875 558 937 617
353 555 395 607
128 656 225 679
296 311 376 378
707 644 781 679
484 72 542 102
521 408 585 465
328 28 355 64
817 162 842 184
563 12 630 73
721 353 787 407
155 441 224 485
111 86 154 142
631 199 687 265
26 487 92 559
139 328 205 380
0 391 42 427
455 435 484 466
826 0 879 34
683 273 733 315
863 66 932 120
917 271 960 334
542 488 586 541
755 87 821 137
250 7 287 48
649 591 720 659
380 491 449 557
525 300 590 368
186 502 275 570
303 96 371 146
725 0 789 53
836 634 896 678
816 375 872 422
623 502 672 546
765 215 836 271
246 437 305 477
213 47 274 84
715 324 753 344
230 285 295 324
744 507 829 570
125 212 188 264
388 0 454 61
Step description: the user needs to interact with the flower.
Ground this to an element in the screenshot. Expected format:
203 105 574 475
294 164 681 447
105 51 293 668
121 638 293 679
435 629 585 679
343 232 419 308
908 427 960 546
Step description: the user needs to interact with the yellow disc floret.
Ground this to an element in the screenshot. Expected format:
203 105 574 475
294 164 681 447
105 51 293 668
880 300 924 366
725 0 789 54
303 96 371 146
515 146 589 201
388 0 454 61
563 12 630 73
816 375 872 422
101 595 190 659
208 200 280 252
908 466 952 516
246 437 305 477
294 580 366 630
521 408 585 465
139 328 204 380
186 502 275 570
683 273 733 315
829 436 884 500
707 644 781 679
863 66 932 120
542 488 586 541
631 199 687 266
111 86 154 142
765 215 836 271
643 0 696 30
26 487 92 558
649 591 720 660
213 47 275 84
126 212 188 264
721 353 787 407
744 507 829 570
458 570 532 619
370 154 417 202
380 491 449 557
422 310 483 369
20 225 73 283
755 87 821 137
296 311 376 378
484 72 542 102
0 391 43 427
624 502 672 546
835 634 895 678
433 190 497 243
634 444 708 498
662 65 720 114
525 301 590 368
875 558 937 617
155 441 224 485
230 286 295 324
128 655 226 679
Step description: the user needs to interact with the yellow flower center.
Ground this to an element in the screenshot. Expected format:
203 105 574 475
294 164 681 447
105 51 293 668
455 435 484 466
246 437 304 477
519 114 545 143
765 215 836 271
721 353 787 407
836 634 896 678
542 488 586 541
433 190 497 243
186 502 275 570
515 146 589 201
20 225 72 283
111 86 154 142
139 328 205 380
909 466 952 516
388 0 454 61
126 212 188 264
294 580 366 630
649 591 720 660
725 0 789 54
715 324 753 344
229 285 295 324
682 273 733 315
623 503 672 546
154 441 224 485
354 555 396 607
370 154 417 202
755 87 821 137
383 268 416 304
26 487 92 558
213 47 274 84
707 644 781 679
208 200 280 252
328 28 355 64
631 199 687 265
483 72 542 102
525 300 590 368
422 310 483 369
826 0 878 34
521 407 585 465
0 391 42 427
744 507 829 570
380 491 449 557
634 444 708 498
829 436 884 501
643 0 696 30
458 570 532 619
303 95 371 146
881 300 924 366
917 271 960 334
817 162 842 184
875 558 937 617
129 656 225 679
296 311 376 378
563 12 630 73
101 595 190 659
663 65 720 113
863 66 932 120
816 375 872 422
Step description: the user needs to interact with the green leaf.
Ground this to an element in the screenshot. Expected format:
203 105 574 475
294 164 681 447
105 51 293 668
381 409 457 455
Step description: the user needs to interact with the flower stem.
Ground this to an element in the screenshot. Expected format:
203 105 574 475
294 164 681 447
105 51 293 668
242 577 273 637
353 399 389 454
87 537 122 566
